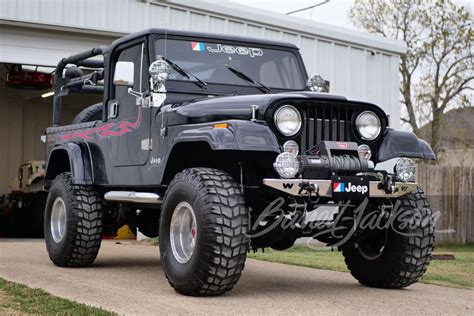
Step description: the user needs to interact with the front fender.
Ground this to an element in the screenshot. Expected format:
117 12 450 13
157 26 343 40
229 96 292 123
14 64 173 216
377 128 436 162
173 120 280 152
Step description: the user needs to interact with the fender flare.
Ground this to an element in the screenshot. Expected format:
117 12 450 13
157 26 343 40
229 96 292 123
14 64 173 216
158 120 280 184
45 142 107 185
377 128 436 162
172 120 280 152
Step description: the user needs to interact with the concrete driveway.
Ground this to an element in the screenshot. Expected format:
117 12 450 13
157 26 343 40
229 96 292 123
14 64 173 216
0 239 472 315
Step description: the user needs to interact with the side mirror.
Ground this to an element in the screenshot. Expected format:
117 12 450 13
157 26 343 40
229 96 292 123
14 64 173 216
307 74 330 93
149 59 171 92
113 61 134 87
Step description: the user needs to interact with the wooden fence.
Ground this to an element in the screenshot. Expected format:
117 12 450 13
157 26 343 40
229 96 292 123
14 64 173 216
417 164 474 244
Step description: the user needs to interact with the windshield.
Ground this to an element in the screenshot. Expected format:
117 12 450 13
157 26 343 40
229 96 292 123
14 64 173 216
155 39 306 90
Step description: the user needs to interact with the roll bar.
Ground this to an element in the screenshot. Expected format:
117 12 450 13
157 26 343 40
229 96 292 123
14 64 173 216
53 46 108 126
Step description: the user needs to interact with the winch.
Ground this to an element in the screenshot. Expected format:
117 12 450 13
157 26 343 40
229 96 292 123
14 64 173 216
298 141 373 178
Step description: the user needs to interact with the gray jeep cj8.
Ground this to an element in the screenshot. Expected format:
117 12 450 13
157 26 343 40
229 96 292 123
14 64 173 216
43 28 435 296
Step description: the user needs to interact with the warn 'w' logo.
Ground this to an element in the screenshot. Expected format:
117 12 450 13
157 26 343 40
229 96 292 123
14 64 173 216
282 183 294 189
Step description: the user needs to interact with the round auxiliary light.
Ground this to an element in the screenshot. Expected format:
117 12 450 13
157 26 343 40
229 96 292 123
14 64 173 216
274 105 302 137
283 140 299 156
395 158 416 182
149 60 171 83
357 144 372 160
355 111 381 141
273 152 300 179
307 74 329 92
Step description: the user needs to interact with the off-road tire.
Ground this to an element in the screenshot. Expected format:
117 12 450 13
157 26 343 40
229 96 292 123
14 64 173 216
160 168 248 296
72 103 103 124
342 187 434 288
44 172 103 267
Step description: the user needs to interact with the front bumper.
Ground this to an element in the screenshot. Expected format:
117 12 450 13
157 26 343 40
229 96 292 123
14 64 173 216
263 179 417 198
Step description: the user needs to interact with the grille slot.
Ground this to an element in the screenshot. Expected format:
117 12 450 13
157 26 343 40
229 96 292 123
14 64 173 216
299 103 355 153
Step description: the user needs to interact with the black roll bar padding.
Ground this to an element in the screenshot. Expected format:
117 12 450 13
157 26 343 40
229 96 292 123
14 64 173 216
80 86 104 94
53 46 108 126
62 70 105 89
76 59 104 69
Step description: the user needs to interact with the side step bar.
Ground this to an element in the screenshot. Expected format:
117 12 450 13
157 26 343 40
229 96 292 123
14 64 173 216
104 191 162 204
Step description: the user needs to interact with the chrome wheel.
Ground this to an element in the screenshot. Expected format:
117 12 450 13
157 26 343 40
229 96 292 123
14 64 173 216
170 202 197 264
50 197 67 243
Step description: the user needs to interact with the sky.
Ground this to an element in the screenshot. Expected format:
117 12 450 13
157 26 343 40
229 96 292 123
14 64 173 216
228 0 474 31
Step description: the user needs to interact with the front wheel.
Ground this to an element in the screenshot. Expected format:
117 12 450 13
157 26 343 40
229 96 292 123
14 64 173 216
44 173 103 267
342 187 434 288
160 168 249 296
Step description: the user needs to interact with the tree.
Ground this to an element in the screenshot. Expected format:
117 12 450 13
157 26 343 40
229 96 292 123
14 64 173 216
349 0 473 157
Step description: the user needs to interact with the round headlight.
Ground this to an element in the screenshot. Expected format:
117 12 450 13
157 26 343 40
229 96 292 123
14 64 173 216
355 111 381 141
274 105 302 137
273 152 300 178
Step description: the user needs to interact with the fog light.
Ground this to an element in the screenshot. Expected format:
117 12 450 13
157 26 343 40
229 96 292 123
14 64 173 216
283 140 299 155
358 144 372 160
395 158 416 182
273 152 299 178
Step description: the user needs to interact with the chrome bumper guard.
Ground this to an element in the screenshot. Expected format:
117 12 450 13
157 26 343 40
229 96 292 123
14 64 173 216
262 179 417 198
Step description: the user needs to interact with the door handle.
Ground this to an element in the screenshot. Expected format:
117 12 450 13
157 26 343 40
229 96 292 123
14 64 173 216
108 102 119 119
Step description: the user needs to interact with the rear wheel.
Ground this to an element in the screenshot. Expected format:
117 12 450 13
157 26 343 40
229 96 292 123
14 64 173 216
160 168 248 296
342 187 434 288
44 172 103 267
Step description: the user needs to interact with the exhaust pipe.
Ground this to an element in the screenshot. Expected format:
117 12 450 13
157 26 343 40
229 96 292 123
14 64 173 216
104 191 162 204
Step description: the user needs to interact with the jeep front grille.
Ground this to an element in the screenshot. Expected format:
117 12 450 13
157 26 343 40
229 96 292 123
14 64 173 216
298 103 356 152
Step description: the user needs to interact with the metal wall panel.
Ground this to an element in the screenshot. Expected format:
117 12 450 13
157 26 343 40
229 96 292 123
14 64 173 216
0 26 116 67
0 0 403 118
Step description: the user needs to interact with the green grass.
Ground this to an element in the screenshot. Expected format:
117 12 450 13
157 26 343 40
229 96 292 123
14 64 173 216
248 243 474 289
0 278 114 315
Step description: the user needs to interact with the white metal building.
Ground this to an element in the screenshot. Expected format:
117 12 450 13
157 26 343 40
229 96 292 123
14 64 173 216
0 0 406 194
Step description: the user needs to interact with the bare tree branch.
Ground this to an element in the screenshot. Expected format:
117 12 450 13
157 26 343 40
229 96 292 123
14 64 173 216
349 0 473 156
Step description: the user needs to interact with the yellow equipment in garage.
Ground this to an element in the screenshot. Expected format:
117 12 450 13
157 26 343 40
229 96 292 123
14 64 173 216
113 225 136 240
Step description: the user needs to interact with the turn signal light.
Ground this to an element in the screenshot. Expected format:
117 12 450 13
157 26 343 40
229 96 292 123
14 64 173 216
213 123 228 129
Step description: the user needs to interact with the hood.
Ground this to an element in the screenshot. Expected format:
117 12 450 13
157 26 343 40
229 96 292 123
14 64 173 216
166 91 386 125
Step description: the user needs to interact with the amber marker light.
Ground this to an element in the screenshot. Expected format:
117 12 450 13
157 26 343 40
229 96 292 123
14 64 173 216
213 123 228 129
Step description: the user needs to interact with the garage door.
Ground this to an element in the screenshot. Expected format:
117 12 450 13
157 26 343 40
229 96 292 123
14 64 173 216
0 24 117 67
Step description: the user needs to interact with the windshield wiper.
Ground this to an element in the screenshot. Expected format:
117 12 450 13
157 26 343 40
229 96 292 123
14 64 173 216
224 65 271 93
159 56 207 89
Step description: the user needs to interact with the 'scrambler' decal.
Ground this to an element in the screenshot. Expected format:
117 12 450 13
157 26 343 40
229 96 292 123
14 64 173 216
60 108 142 141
